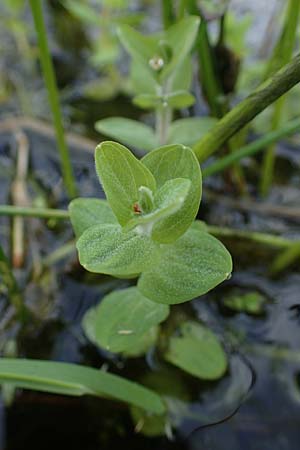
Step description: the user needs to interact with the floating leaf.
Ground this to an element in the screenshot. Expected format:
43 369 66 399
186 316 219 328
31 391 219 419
0 358 165 414
123 327 159 357
95 118 158 152
69 198 117 237
77 224 158 276
82 287 169 353
167 117 217 146
95 141 156 225
138 227 232 304
142 145 201 243
165 321 227 380
223 291 266 315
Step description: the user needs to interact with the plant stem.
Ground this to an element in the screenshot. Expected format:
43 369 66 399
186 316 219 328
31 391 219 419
1 205 298 251
193 53 300 162
161 0 175 28
155 83 172 145
29 0 77 198
269 242 300 276
207 225 297 249
156 104 171 145
259 0 300 196
188 0 226 118
43 240 76 266
0 205 69 219
202 116 300 178
0 244 27 321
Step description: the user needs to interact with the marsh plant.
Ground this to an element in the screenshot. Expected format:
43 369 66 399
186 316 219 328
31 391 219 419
1 0 300 438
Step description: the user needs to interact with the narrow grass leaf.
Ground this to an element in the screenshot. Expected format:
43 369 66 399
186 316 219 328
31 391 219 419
0 358 165 414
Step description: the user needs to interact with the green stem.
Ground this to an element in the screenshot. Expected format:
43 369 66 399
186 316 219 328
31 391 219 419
29 0 77 198
0 205 69 219
177 0 187 19
156 104 171 145
202 116 300 178
161 0 174 28
188 1 226 118
0 244 27 321
1 205 298 251
43 240 76 266
193 53 300 162
207 225 297 249
259 0 300 197
269 242 300 276
155 83 172 145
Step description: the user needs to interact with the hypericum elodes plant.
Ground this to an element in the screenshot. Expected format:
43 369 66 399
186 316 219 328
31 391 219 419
69 141 232 305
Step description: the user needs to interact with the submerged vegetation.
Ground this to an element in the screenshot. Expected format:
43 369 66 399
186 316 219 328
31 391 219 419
0 0 300 447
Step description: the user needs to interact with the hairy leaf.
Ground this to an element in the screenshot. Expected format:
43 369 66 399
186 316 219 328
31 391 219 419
138 227 232 304
125 178 191 238
161 16 200 81
69 198 117 237
95 118 158 151
95 141 156 225
142 145 201 243
164 90 195 109
117 24 157 77
167 117 217 146
77 223 158 276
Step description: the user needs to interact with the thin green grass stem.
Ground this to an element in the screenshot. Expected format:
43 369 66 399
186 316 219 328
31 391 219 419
0 244 27 321
193 54 300 163
259 0 300 196
202 117 300 178
29 0 77 198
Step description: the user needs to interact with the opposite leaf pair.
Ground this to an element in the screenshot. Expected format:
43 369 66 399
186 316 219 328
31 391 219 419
69 141 232 304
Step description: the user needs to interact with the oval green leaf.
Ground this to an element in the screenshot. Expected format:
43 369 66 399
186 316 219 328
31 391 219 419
165 90 195 109
160 16 200 81
77 223 158 277
142 144 201 243
82 287 169 354
69 198 117 238
95 118 158 152
95 141 156 226
167 117 217 147
138 227 232 304
165 321 227 380
125 178 191 237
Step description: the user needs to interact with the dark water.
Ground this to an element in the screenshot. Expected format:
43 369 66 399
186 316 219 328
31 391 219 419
1 127 300 450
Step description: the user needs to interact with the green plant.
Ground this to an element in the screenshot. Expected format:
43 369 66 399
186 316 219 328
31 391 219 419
2 4 300 436
62 0 144 101
29 0 77 198
95 16 217 151
70 141 232 304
